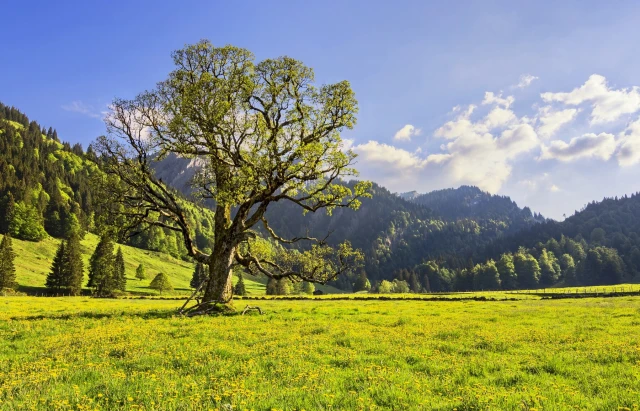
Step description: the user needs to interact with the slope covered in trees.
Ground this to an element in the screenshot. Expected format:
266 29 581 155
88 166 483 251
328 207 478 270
0 102 218 259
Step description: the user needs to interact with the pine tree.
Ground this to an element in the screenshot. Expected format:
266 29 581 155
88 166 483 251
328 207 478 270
114 247 126 291
46 241 66 292
0 235 17 290
149 273 173 295
135 264 146 280
87 235 116 296
233 272 247 296
64 233 84 295
190 262 206 289
0 193 15 234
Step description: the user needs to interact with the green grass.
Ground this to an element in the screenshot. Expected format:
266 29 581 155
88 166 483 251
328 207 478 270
2 233 266 296
0 296 638 410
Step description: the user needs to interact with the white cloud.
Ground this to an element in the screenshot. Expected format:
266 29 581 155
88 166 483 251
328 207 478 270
536 106 579 139
515 74 539 89
550 184 561 192
541 74 640 124
354 141 429 170
616 118 640 166
482 92 514 108
539 132 616 162
393 124 422 141
61 101 102 119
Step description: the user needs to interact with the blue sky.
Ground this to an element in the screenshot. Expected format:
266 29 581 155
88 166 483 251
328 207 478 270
3 0 640 219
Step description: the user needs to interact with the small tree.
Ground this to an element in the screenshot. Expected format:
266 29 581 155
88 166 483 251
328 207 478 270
301 281 315 295
46 241 66 292
392 279 410 293
190 262 206 289
233 272 247 296
64 233 84 295
378 280 393 293
266 278 278 295
150 273 173 295
114 247 127 291
87 235 117 297
0 234 17 290
135 264 146 280
276 278 292 295
352 271 371 292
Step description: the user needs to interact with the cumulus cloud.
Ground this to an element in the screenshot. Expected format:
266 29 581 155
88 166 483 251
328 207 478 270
541 74 640 124
515 74 539 89
393 124 422 141
61 101 102 119
539 132 616 162
536 106 579 139
482 92 514 108
616 118 640 166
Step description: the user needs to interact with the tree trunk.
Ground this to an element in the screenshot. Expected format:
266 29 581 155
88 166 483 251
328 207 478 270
202 241 235 303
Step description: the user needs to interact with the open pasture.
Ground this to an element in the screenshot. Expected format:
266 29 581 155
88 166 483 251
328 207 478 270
1 296 640 410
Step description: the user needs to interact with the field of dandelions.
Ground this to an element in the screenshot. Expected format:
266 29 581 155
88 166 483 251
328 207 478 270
1 296 639 410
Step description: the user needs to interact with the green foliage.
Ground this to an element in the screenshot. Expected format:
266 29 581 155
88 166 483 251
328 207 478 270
0 234 17 289
352 271 371 292
114 247 126 291
378 280 393 293
472 260 501 290
87 235 117 297
45 241 66 292
266 278 278 295
496 254 517 290
190 263 207 289
135 264 146 281
9 201 47 241
149 273 173 295
233 272 247 296
301 281 315 295
578 246 626 285
514 250 540 288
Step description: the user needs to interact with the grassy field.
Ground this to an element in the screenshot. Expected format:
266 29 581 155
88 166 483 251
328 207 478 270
1 296 639 410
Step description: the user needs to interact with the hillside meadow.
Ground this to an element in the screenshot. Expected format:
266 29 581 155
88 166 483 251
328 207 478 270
1 296 639 410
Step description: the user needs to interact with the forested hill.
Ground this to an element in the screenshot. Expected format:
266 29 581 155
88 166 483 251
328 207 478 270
153 146 546 288
481 193 640 272
0 103 216 259
410 186 545 227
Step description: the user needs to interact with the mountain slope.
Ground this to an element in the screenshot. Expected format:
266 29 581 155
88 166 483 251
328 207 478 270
1 232 266 296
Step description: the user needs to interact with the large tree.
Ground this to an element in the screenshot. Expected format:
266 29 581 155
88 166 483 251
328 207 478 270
94 41 369 308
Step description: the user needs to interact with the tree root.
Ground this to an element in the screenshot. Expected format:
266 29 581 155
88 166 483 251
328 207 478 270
241 305 263 315
180 300 235 317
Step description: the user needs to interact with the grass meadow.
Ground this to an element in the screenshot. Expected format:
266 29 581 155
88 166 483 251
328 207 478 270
1 296 639 410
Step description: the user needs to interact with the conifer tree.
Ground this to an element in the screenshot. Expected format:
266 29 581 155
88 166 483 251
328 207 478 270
135 264 146 280
114 247 126 291
0 234 17 290
87 235 116 296
149 272 173 295
64 233 84 295
190 262 206 289
0 193 15 235
46 241 66 292
233 272 247 296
